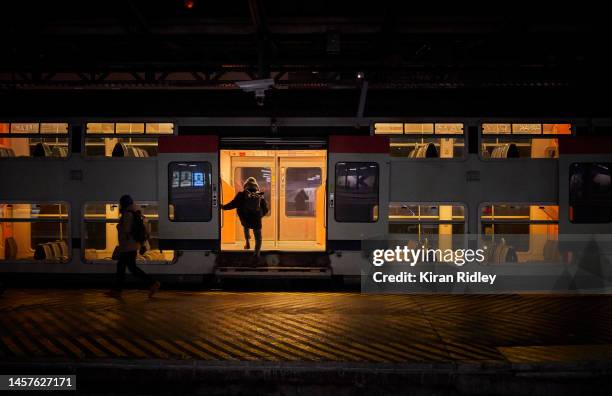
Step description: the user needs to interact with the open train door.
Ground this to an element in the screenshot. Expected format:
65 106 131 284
157 135 219 252
327 135 389 275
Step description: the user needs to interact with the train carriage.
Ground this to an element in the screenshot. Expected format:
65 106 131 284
1 117 611 284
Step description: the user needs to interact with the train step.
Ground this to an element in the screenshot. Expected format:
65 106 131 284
215 266 332 278
215 251 331 268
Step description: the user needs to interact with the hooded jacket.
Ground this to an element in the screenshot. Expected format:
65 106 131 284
222 177 269 229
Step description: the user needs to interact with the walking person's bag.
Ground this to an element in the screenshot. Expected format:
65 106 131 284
129 210 150 254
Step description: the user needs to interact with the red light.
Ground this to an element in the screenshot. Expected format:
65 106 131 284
184 0 195 9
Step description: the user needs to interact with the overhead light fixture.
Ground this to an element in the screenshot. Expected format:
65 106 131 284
184 0 195 9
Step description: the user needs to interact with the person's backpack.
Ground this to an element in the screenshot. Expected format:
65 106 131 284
244 191 262 213
129 210 149 244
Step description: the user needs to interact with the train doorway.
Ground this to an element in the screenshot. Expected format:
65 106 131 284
220 149 327 252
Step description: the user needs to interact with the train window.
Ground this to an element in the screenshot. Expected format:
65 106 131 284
285 167 322 217
233 167 272 217
145 123 174 134
335 162 379 222
84 122 174 157
0 122 69 158
389 203 465 249
0 202 70 263
480 204 559 263
374 123 403 134
374 122 465 159
168 162 213 222
83 202 175 263
481 123 571 159
569 163 612 223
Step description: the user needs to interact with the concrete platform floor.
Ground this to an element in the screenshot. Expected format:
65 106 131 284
2 289 612 394
2 289 612 363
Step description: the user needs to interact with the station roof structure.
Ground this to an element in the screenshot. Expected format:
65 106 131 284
0 2 609 117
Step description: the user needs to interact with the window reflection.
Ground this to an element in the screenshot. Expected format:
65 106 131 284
335 162 379 222
285 167 322 217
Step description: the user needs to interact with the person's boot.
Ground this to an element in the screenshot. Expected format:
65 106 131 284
244 241 251 250
149 281 161 298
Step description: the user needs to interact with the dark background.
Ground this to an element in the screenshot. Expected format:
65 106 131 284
0 1 609 118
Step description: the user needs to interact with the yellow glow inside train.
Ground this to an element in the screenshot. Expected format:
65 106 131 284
220 149 327 252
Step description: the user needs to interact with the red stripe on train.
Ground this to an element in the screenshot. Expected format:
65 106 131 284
329 135 389 153
158 135 219 153
559 137 612 155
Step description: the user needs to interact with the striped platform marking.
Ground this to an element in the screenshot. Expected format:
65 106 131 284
2 290 612 363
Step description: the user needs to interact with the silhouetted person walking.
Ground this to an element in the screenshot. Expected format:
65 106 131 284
221 177 269 258
109 195 160 298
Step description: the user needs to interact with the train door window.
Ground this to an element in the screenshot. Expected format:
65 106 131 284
285 167 322 217
481 123 571 159
389 203 465 249
570 163 612 223
480 204 559 263
83 202 175 263
374 122 465 159
0 202 69 262
84 122 174 157
0 122 69 158
168 162 212 222
335 162 379 222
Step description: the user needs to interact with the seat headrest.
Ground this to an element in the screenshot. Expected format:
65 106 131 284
32 142 52 157
112 142 130 157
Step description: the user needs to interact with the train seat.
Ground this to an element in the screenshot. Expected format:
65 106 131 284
491 143 519 158
57 240 69 258
32 142 52 157
51 146 68 157
50 242 62 261
111 142 130 157
484 240 518 264
0 147 16 157
34 243 54 260
409 142 439 158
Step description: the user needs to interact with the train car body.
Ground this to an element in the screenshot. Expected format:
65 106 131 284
1 117 611 284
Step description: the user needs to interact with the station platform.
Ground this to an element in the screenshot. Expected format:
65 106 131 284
1 289 612 394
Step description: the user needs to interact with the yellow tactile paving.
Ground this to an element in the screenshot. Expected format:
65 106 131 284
2 290 612 363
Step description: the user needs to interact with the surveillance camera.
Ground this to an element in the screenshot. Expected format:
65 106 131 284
236 78 274 106
235 78 275 93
